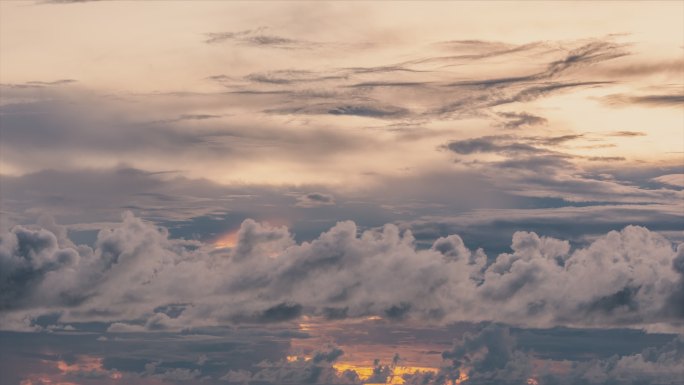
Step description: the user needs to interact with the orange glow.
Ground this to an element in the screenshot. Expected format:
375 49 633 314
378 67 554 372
213 230 238 249
334 362 439 385
57 355 103 374
298 322 314 331
454 368 470 384
286 355 311 362
55 355 121 381
334 363 375 380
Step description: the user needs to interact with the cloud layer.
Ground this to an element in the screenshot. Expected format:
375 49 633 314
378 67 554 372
2 213 682 333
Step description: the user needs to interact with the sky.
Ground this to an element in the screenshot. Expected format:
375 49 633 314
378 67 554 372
0 1 683 384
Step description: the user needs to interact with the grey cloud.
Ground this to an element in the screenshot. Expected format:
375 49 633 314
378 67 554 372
343 65 429 74
297 193 336 208
444 134 582 171
501 81 612 104
652 174 684 188
586 156 626 162
221 346 355 385
441 133 680 203
445 40 625 89
497 111 548 129
545 40 628 77
153 114 223 124
0 225 82 311
597 59 684 77
245 70 347 85
607 131 647 137
204 28 267 44
1 213 683 332
441 325 523 382
205 28 314 49
199 37 627 123
327 104 410 118
266 102 410 119
603 93 684 107
446 136 545 155
347 81 430 88
3 322 682 385
408 325 684 385
0 87 379 175
413 41 544 66
531 134 583 145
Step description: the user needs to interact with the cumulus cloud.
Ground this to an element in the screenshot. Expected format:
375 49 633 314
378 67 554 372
405 325 684 385
1 213 683 332
221 346 355 385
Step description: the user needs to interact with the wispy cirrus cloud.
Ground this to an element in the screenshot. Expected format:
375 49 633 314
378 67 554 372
204 27 317 49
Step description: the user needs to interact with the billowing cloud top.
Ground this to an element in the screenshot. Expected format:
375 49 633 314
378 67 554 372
2 213 683 332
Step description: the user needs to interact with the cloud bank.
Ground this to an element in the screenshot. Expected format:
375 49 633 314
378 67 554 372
1 213 682 333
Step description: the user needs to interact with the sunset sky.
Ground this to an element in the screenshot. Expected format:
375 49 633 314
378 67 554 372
1 1 683 385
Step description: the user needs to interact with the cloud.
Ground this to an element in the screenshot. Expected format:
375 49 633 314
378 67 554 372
221 346 354 384
297 193 336 208
603 92 684 107
497 112 548 129
586 156 626 162
444 40 626 88
1 213 683 333
606 131 647 137
0 79 77 89
653 174 684 188
205 28 315 49
408 324 684 385
446 136 547 156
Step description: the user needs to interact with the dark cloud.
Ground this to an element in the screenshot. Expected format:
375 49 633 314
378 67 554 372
501 81 612 104
545 41 628 77
409 325 684 385
497 111 548 129
222 347 356 385
446 136 545 155
607 131 647 137
245 70 346 85
347 81 430 88
443 134 582 168
445 40 626 89
327 104 410 118
586 156 626 161
205 28 315 49
265 102 411 119
297 193 336 208
603 93 684 107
